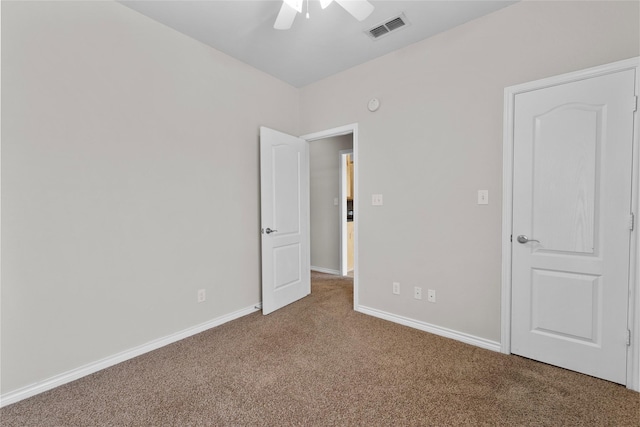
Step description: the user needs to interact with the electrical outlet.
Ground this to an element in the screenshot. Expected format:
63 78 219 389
393 282 400 295
427 289 436 303
414 286 422 300
197 289 206 303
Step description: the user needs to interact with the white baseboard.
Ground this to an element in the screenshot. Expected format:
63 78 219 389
356 305 501 353
0 304 260 408
310 266 340 275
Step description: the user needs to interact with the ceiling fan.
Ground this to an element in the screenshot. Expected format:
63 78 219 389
274 0 375 30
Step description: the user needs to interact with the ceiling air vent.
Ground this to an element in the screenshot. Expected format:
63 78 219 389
369 25 389 38
366 13 409 40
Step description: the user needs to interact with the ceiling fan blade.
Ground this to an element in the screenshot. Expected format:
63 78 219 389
320 0 334 9
335 0 374 21
283 0 303 13
274 2 298 30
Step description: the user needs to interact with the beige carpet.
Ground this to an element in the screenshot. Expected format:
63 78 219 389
2 272 639 426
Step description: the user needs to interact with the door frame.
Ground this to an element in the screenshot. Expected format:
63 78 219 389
302 124 359 308
339 149 353 276
500 57 640 391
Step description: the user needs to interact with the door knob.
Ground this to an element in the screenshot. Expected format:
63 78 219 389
517 235 540 244
264 228 278 235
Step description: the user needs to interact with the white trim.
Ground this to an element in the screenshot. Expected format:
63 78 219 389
311 266 341 275
0 304 260 408
302 124 359 309
501 56 640 391
501 80 515 356
630 59 640 393
504 57 640 95
301 123 355 141
356 305 501 353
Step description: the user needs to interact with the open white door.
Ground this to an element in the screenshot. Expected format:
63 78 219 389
260 127 310 315
511 69 636 384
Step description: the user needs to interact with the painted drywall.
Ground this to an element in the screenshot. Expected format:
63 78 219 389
299 0 640 342
1 1 299 394
309 135 353 272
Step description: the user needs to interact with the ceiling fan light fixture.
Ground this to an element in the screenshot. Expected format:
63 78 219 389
274 0 374 30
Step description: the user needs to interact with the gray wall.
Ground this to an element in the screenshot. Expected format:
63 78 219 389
310 135 353 272
1 1 299 394
299 0 640 342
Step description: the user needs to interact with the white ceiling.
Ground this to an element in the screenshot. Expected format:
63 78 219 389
120 0 518 87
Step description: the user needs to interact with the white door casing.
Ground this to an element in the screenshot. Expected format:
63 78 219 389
503 59 638 387
260 127 310 315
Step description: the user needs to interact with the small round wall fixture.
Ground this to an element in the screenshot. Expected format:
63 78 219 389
367 98 380 112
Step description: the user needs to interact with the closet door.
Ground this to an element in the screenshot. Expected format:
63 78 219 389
511 69 636 384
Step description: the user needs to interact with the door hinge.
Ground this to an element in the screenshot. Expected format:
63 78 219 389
510 234 513 242
634 95 638 112
629 213 635 231
627 329 631 346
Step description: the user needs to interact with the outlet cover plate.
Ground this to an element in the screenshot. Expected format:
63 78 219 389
427 289 436 303
477 190 489 205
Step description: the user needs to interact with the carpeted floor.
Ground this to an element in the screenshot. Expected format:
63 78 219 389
1 272 639 426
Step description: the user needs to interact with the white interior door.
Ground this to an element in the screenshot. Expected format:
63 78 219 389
260 126 310 315
511 69 636 384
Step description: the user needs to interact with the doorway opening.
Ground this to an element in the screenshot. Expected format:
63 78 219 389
340 149 354 277
303 124 359 309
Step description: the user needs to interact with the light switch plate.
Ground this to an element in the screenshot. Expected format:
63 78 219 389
372 194 383 206
477 190 489 205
